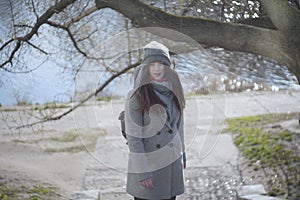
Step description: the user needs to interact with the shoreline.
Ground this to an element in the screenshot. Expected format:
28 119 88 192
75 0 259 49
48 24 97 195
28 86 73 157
1 89 299 109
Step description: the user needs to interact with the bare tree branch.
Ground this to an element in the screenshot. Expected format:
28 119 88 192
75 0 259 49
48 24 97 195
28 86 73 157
0 39 14 51
14 61 141 129
46 20 88 57
9 0 16 36
19 0 77 41
0 40 21 71
31 0 39 19
25 41 48 55
65 6 98 27
0 0 77 70
45 20 118 62
77 29 97 42
259 0 300 32
13 24 34 29
95 0 300 82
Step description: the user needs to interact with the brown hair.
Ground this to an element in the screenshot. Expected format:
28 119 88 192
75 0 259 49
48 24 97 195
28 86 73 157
132 65 185 113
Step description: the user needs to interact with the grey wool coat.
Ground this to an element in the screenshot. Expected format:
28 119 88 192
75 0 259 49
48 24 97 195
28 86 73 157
125 83 186 199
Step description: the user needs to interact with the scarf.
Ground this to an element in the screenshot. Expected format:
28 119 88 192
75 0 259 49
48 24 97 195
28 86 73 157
151 80 181 131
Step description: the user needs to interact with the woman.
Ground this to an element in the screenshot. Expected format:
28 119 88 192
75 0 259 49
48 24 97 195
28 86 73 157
125 41 186 200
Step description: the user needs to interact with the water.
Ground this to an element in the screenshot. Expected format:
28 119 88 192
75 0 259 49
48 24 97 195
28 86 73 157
0 4 299 106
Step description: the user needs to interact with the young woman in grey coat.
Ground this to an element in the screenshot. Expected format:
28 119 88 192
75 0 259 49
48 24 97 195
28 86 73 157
125 41 186 200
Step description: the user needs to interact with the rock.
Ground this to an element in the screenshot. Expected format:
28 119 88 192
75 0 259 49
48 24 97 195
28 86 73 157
280 119 300 133
236 185 286 200
236 184 267 196
239 194 285 200
70 190 100 200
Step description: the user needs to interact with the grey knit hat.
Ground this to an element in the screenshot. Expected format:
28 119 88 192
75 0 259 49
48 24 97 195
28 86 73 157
142 41 171 66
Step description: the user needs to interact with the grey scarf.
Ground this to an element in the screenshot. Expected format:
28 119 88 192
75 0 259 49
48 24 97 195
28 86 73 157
151 81 181 131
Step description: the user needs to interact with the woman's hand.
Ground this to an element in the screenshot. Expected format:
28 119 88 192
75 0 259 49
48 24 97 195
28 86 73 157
140 177 154 189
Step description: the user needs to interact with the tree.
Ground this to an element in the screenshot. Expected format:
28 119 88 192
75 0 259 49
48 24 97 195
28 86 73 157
94 0 300 81
1 0 300 80
0 0 299 128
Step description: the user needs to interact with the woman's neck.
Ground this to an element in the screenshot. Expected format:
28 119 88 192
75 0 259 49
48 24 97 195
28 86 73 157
150 76 167 82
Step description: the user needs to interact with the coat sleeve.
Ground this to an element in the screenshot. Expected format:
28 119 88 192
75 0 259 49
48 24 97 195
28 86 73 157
179 114 186 163
125 93 152 181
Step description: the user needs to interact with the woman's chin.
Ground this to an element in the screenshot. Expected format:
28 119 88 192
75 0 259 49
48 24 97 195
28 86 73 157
152 76 163 80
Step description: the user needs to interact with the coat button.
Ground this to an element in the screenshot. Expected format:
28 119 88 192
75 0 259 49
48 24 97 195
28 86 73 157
156 144 161 149
168 129 173 134
157 131 161 135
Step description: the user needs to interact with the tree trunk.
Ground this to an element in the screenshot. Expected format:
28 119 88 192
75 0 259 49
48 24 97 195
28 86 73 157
259 0 300 82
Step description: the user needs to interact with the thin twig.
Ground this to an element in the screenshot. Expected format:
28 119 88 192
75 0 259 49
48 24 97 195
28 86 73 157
0 0 78 70
0 39 14 51
46 20 88 57
14 61 141 129
0 41 21 69
31 0 39 19
65 6 98 27
9 0 16 36
25 41 48 55
76 29 97 42
13 24 34 29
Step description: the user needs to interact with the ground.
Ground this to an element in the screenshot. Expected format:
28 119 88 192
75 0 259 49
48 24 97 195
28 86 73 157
0 91 299 199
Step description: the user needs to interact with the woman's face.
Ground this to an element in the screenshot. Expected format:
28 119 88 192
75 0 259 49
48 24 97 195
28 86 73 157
149 62 166 81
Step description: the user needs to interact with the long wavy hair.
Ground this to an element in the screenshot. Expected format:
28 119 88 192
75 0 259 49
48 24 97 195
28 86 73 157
131 65 185 114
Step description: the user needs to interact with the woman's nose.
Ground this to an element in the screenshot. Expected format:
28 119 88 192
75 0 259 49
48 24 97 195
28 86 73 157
154 65 160 70
152 63 164 70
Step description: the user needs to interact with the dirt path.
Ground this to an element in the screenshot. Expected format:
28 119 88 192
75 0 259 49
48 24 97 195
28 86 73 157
78 90 300 199
0 90 299 199
0 141 89 199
